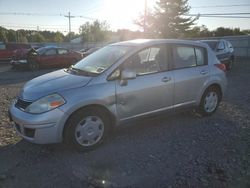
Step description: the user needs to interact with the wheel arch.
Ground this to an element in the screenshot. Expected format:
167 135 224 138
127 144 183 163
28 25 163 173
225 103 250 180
200 83 223 103
62 104 116 141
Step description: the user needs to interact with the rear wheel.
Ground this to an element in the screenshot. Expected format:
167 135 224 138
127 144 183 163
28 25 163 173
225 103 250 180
64 107 111 151
197 87 221 116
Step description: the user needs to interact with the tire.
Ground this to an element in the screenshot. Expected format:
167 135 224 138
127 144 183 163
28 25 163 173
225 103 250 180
29 61 39 71
226 59 233 71
197 87 221 117
64 107 111 151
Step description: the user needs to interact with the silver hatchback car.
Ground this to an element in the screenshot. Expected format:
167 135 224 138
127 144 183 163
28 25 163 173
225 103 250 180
9 39 227 151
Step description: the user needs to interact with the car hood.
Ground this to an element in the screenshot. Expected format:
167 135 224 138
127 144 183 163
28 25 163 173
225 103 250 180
19 69 92 101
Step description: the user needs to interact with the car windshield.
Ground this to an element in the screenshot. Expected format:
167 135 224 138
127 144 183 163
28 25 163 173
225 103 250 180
72 45 133 74
202 41 218 50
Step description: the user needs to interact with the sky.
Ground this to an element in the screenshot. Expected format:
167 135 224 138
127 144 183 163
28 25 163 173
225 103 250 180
0 0 249 34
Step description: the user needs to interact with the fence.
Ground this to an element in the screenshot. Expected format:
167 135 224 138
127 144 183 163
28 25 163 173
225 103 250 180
34 35 250 58
32 42 111 51
194 35 250 59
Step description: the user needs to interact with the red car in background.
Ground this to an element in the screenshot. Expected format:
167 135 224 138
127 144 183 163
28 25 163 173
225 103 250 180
0 42 31 62
12 46 83 70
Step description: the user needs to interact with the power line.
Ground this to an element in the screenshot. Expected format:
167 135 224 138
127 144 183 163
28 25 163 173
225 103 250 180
192 4 250 8
187 12 250 19
192 13 250 16
0 12 62 16
0 12 97 20
188 15 250 18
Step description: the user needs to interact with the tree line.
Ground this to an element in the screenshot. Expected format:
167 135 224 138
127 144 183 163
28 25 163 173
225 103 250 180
0 0 250 43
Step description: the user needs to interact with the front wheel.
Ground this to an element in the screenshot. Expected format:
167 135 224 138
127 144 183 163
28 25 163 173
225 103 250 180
197 87 221 116
64 107 111 151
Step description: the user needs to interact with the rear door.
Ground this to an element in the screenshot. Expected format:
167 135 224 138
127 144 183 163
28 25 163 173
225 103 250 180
57 48 71 66
115 44 174 120
170 44 209 108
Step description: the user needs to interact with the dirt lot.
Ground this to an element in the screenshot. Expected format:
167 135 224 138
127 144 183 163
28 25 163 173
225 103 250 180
0 61 249 188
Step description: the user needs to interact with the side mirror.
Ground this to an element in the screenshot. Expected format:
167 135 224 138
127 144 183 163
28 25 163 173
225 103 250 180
120 69 136 86
121 69 136 80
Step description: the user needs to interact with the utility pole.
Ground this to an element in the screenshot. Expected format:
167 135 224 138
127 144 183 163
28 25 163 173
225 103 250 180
64 12 75 42
144 0 147 37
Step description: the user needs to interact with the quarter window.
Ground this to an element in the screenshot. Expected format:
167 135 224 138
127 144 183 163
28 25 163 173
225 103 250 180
195 47 205 66
58 49 68 55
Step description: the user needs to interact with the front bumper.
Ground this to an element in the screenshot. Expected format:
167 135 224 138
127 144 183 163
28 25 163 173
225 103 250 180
9 103 69 144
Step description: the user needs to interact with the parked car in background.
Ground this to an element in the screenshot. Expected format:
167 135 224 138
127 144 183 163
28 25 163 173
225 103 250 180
0 42 31 62
200 39 234 70
82 47 100 58
9 39 227 151
78 48 88 53
27 46 83 70
10 46 42 69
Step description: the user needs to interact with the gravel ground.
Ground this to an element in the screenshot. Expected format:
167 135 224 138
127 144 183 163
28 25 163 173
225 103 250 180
0 61 249 188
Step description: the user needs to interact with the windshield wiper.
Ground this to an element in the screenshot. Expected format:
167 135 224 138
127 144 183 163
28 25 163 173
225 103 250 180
68 67 98 76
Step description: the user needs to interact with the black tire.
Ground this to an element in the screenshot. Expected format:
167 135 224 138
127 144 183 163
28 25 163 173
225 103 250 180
197 87 221 117
64 107 111 151
29 61 39 71
226 59 233 71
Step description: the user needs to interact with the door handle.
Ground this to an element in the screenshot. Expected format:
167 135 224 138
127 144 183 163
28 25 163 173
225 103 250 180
161 77 171 83
200 70 208 75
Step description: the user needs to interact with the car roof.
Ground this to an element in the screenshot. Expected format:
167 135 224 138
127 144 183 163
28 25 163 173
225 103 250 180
39 46 68 50
200 40 219 42
111 39 208 48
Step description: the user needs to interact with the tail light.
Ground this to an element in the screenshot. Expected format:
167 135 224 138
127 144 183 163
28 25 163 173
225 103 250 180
214 64 226 72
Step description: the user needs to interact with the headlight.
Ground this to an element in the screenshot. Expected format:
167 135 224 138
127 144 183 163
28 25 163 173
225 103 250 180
25 94 65 114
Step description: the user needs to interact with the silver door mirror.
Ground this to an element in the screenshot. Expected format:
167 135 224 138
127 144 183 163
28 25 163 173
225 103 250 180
121 69 136 80
120 69 136 86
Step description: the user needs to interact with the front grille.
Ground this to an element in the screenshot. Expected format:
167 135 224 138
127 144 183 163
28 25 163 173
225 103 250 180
15 98 32 110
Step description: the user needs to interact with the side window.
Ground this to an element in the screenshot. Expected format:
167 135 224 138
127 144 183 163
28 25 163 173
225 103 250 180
58 49 68 55
173 46 196 69
123 45 168 75
195 47 206 66
45 49 57 56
